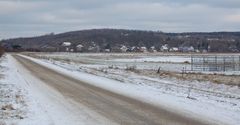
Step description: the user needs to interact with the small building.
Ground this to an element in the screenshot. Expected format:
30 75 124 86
76 44 84 52
140 46 148 53
161 44 169 52
179 46 195 52
62 42 71 47
60 42 72 52
88 46 100 52
169 47 179 52
131 46 139 52
120 45 128 52
70 48 74 52
131 46 136 51
188 46 195 52
104 49 111 52
195 49 200 53
149 46 157 52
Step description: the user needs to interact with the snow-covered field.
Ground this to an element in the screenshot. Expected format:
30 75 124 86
23 53 240 125
112 56 191 63
32 52 240 75
33 52 191 72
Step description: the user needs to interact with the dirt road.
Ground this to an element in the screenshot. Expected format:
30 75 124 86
13 55 216 125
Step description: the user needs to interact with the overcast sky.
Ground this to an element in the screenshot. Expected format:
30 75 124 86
0 0 240 39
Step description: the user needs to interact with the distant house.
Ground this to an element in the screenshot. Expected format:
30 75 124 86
76 44 84 52
70 48 74 52
88 46 95 52
62 42 71 47
207 38 219 41
229 45 239 52
140 46 148 53
104 49 111 52
160 44 169 52
149 46 157 52
88 45 100 52
130 46 137 52
179 46 195 52
195 49 200 53
188 46 195 52
60 42 72 52
120 45 128 52
131 46 136 51
169 47 179 52
88 46 94 51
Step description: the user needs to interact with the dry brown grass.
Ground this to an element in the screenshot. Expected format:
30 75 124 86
1 104 15 110
137 69 240 86
183 73 240 86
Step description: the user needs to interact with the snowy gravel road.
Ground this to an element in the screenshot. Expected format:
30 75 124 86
12 54 216 125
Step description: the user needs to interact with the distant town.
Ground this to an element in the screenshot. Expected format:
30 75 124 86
59 42 201 53
1 29 240 53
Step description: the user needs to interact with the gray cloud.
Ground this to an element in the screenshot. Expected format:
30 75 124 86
0 0 240 39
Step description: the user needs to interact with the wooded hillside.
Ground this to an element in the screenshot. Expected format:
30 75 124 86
1 29 240 52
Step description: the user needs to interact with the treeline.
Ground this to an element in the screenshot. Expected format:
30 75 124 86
1 29 240 53
0 44 4 57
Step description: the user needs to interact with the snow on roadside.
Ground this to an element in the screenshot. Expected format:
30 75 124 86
0 55 29 125
20 54 240 125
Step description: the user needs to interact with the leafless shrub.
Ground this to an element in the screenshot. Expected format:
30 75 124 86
108 65 114 69
100 68 108 74
183 61 190 64
108 65 119 69
1 104 15 110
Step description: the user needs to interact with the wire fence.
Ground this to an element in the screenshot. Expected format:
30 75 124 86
191 55 240 72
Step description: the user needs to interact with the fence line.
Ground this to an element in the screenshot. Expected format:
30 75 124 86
191 55 240 72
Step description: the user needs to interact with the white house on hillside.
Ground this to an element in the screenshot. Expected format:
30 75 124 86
62 42 71 47
149 46 157 52
76 44 84 51
169 47 179 52
179 46 195 52
161 44 169 52
120 45 128 52
140 46 148 52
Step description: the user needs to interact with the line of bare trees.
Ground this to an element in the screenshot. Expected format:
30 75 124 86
0 45 5 57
